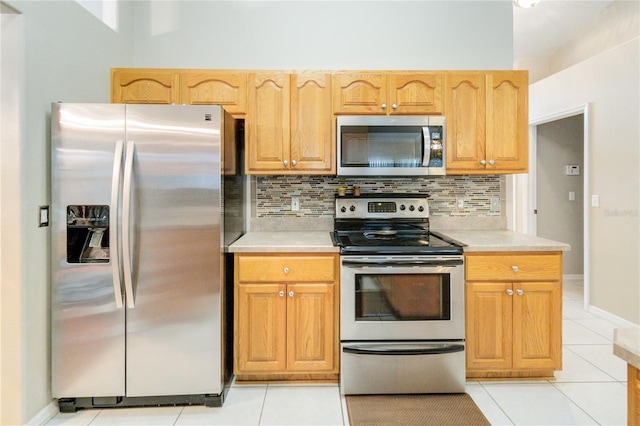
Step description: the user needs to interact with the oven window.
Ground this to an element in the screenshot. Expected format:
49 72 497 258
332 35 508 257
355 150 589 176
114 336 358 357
355 273 450 321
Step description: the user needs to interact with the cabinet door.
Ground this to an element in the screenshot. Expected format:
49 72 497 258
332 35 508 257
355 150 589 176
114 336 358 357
247 73 291 173
485 71 528 173
445 72 486 174
465 282 513 370
287 283 335 372
236 283 287 373
389 73 444 115
512 281 561 370
180 71 247 115
111 69 179 104
333 73 387 114
290 73 334 173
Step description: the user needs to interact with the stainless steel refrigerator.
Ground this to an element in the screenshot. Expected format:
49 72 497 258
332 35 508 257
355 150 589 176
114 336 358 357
51 103 245 411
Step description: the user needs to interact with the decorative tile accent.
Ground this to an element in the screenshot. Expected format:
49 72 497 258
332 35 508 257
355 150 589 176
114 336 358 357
256 175 504 218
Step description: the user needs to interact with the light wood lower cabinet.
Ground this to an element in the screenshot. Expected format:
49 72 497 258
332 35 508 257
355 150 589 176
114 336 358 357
630 364 640 426
234 253 339 381
465 252 562 378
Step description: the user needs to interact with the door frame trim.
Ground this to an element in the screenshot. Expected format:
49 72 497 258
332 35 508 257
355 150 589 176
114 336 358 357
512 103 591 309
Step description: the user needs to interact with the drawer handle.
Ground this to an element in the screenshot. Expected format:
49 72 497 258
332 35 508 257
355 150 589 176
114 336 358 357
511 265 519 272
288 291 294 298
284 267 290 274
516 289 524 296
506 289 514 296
278 291 285 297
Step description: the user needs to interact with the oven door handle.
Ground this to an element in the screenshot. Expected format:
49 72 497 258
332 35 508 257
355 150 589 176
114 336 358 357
343 343 465 356
342 259 463 268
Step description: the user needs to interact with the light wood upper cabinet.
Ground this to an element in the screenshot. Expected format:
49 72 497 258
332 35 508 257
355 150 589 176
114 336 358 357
445 72 486 172
446 70 528 174
247 72 334 174
485 71 529 173
234 254 339 380
290 73 334 173
111 69 179 104
111 68 247 116
333 73 387 114
333 72 444 115
180 71 247 115
389 73 444 115
465 252 562 378
247 72 290 173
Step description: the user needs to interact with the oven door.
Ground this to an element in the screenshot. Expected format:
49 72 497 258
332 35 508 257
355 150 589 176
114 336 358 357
340 255 464 341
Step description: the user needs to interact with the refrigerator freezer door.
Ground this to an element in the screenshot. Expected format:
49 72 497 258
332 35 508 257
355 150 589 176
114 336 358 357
51 103 126 398
124 105 223 397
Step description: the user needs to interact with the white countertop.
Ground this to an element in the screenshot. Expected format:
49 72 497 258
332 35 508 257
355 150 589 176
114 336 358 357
229 229 569 253
614 328 640 370
439 230 571 252
229 231 338 253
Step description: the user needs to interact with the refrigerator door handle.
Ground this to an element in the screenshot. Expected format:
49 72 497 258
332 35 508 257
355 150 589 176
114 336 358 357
122 140 136 308
110 140 125 308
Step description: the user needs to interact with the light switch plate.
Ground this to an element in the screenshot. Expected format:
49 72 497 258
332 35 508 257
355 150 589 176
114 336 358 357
591 194 600 207
291 196 300 211
39 205 49 227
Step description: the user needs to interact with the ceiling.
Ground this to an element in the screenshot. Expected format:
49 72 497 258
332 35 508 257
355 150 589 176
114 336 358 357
513 0 615 61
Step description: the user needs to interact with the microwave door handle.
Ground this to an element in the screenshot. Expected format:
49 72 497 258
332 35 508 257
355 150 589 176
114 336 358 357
422 127 431 166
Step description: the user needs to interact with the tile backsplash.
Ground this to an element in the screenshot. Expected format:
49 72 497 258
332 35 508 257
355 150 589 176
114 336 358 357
255 175 504 218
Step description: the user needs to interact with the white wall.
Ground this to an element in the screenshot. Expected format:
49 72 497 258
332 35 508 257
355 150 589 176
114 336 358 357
529 38 640 324
130 1 513 70
1 1 133 423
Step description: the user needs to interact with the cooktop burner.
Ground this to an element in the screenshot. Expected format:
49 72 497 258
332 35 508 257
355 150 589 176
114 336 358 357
332 194 463 255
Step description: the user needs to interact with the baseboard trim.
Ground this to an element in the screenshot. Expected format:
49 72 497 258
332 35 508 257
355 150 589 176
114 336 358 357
588 305 639 328
563 274 584 283
27 400 58 425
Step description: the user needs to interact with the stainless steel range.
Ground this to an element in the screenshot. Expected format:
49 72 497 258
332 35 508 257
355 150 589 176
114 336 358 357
332 194 466 395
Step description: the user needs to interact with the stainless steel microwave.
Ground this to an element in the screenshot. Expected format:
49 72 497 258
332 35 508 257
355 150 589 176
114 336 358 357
337 116 445 176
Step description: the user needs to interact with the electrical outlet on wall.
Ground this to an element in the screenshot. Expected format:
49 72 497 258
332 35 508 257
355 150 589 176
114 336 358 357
456 197 464 209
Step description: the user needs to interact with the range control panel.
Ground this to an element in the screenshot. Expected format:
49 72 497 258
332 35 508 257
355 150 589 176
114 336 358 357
335 196 429 219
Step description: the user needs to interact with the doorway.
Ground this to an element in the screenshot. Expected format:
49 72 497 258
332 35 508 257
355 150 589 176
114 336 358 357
524 105 590 308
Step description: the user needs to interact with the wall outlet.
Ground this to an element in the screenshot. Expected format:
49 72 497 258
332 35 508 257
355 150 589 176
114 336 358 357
456 197 464 209
591 194 600 207
291 196 300 211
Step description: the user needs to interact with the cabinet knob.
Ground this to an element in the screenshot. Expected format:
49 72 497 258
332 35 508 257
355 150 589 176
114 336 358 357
480 160 487 166
506 289 514 296
291 160 297 166
392 104 397 109
283 160 288 166
381 103 387 109
489 159 495 166
288 291 294 298
516 289 524 296
283 267 290 274
279 291 285 297
512 265 519 272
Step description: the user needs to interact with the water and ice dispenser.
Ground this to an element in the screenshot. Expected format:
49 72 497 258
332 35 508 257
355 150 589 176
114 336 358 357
66 205 110 263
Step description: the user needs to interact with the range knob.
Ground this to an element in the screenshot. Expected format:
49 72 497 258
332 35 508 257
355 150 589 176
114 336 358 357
399 204 406 211
350 205 356 212
409 205 415 211
340 206 347 213
418 206 424 212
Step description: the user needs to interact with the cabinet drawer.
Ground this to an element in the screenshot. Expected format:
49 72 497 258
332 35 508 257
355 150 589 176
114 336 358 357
466 253 561 281
237 255 337 283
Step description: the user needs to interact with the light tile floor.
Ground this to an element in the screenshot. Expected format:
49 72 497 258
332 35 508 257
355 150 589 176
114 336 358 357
46 280 628 425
